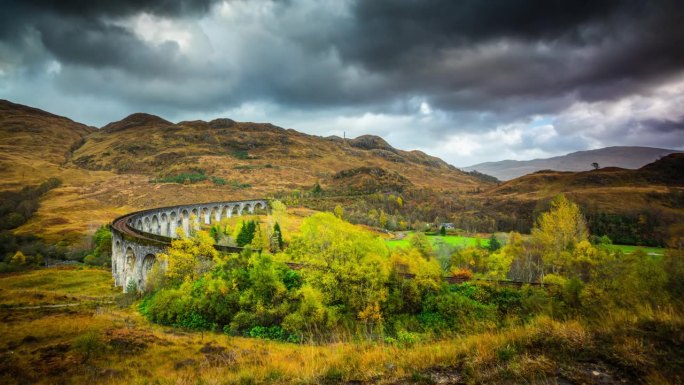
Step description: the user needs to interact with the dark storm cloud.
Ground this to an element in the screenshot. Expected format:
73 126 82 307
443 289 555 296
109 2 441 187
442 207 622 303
340 0 622 69
0 0 218 76
1 0 683 165
3 0 218 22
0 0 215 49
332 0 684 112
3 0 683 113
39 18 184 75
642 119 684 133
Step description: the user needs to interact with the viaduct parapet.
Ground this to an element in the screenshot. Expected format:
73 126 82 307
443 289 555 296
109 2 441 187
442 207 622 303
110 199 268 292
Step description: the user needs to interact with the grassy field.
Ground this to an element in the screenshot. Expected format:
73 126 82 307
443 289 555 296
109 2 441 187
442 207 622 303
386 233 668 257
603 244 666 256
0 267 118 308
386 234 490 249
0 267 681 384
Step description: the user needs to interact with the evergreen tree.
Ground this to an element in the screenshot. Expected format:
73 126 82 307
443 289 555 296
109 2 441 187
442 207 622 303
273 222 284 249
439 225 446 236
488 234 501 252
236 220 257 247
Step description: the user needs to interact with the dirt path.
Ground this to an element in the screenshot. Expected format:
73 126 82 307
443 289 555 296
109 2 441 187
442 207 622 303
6 301 114 310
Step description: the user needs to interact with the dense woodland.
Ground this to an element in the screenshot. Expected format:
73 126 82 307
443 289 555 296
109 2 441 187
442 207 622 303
140 197 683 349
0 178 68 271
276 186 672 246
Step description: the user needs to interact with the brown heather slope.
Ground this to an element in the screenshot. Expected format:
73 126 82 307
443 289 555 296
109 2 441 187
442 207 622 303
0 101 488 243
72 113 483 192
479 154 684 237
0 100 95 190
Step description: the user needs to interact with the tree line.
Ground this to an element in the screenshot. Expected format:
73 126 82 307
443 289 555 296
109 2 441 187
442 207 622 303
138 197 684 344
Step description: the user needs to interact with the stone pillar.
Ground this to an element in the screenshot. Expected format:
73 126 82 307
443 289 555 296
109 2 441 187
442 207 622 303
182 217 190 237
169 216 177 237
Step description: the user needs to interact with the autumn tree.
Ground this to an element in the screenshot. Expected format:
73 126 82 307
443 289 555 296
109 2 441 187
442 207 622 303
333 205 344 219
532 195 588 280
409 232 433 259
285 213 390 333
10 251 26 266
268 200 287 237
159 230 219 286
379 210 388 229
270 222 284 252
251 222 266 250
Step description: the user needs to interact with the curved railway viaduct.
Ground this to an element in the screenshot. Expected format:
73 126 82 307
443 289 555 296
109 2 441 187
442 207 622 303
110 199 268 291
111 199 546 292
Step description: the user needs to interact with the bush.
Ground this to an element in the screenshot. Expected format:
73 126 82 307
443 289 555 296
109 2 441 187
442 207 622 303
231 150 250 159
396 330 420 346
0 262 18 273
211 176 226 185
176 312 213 330
229 180 251 189
72 331 106 363
152 171 207 184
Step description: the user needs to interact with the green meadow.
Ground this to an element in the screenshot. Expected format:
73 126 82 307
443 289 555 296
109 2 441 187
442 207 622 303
386 234 490 249
386 233 667 256
603 244 666 256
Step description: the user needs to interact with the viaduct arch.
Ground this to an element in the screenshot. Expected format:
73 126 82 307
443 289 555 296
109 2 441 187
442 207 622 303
110 199 268 292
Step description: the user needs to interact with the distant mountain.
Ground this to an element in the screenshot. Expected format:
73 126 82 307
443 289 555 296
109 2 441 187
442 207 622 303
477 153 684 244
463 146 681 181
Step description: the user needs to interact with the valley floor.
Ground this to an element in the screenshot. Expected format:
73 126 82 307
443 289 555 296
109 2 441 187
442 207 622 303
1 267 682 385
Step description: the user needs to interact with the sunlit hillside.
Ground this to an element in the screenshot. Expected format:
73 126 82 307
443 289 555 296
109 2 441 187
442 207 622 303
0 100 490 243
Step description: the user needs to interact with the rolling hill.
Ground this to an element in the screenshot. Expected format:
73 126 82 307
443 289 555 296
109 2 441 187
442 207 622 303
0 100 94 190
463 146 681 181
0 100 490 242
2 99 682 246
478 154 684 244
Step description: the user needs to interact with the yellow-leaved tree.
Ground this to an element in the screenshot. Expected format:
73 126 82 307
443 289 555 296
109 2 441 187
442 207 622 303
159 230 219 287
285 212 390 333
532 194 588 281
268 200 287 235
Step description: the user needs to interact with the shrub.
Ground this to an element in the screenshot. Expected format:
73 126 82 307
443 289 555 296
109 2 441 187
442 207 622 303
152 171 208 184
211 176 226 185
0 262 18 273
72 331 106 363
231 150 250 160
248 325 285 340
396 330 420 346
496 344 517 362
176 312 212 330
229 180 251 189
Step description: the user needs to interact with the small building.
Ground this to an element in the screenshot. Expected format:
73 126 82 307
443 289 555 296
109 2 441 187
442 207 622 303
440 222 455 230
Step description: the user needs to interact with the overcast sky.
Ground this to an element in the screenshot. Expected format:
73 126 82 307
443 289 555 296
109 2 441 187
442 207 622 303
1 0 683 166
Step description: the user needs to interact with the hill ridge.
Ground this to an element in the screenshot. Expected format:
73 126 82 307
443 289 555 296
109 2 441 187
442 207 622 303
463 146 681 180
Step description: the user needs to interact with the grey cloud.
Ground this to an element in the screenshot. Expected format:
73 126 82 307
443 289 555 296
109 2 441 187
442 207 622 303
39 18 184 76
0 0 683 166
641 119 684 134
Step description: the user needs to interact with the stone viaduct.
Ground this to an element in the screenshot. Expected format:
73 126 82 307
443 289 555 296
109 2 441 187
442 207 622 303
110 199 268 292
